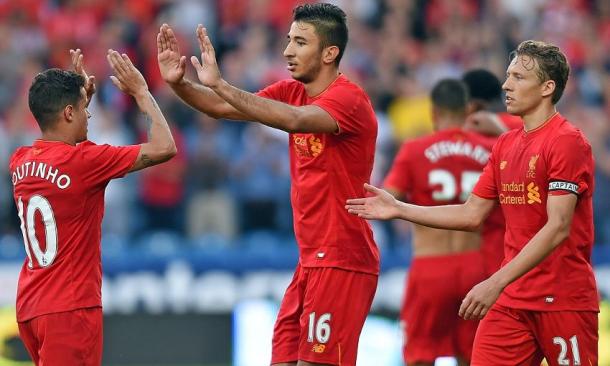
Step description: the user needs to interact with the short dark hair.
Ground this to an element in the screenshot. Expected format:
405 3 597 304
28 68 85 131
431 79 469 113
510 40 570 104
462 69 502 103
293 3 348 66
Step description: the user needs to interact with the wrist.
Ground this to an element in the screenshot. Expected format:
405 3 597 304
209 78 226 93
133 89 151 101
168 77 187 88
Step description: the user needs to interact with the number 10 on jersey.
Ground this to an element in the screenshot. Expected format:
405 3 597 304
17 195 58 268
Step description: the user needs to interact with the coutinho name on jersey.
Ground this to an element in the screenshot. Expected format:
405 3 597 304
11 161 71 190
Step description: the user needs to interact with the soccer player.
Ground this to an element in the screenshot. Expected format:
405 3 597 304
346 40 598 365
383 79 491 366
10 49 176 365
158 3 378 366
462 68 522 136
461 68 515 275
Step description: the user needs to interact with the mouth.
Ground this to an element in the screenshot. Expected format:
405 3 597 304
505 96 514 105
286 61 297 72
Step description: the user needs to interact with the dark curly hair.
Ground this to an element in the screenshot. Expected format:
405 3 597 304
28 68 85 131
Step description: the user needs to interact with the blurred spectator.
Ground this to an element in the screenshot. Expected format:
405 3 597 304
1 0 609 250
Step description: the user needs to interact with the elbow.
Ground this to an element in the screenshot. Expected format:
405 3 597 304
285 110 307 133
159 142 177 162
465 213 485 232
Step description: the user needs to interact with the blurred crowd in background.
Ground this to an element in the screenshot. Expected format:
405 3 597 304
1 0 610 258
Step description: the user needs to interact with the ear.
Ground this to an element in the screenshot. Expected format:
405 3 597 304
63 105 74 122
322 45 340 65
541 79 556 99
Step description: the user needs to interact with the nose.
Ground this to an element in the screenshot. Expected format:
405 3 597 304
283 42 294 58
502 78 511 92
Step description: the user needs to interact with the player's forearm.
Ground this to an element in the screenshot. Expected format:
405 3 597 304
212 79 302 132
489 220 570 290
170 78 246 120
134 91 177 160
394 201 482 231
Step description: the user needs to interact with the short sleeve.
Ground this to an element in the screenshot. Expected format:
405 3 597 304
383 142 412 196
78 141 140 187
546 134 592 196
312 84 369 135
256 80 290 102
472 140 499 199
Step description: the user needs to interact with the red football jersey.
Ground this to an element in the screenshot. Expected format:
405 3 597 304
473 113 598 311
498 112 523 131
10 140 140 321
384 127 494 206
257 75 379 275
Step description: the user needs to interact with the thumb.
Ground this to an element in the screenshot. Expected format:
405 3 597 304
88 75 96 85
109 76 125 92
190 56 203 71
364 183 381 194
179 55 187 70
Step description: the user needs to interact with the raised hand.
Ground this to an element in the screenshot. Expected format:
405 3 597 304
345 183 400 220
106 50 148 97
69 48 96 105
157 24 187 84
190 24 222 89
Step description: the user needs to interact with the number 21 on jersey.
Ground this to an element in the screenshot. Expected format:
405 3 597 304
17 195 58 268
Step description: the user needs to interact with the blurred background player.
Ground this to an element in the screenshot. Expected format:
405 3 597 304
384 79 491 366
461 68 515 275
157 3 378 366
10 49 176 365
462 69 522 137
346 40 599 366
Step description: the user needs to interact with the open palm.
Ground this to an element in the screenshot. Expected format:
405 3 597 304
190 24 222 89
157 24 186 84
345 184 399 220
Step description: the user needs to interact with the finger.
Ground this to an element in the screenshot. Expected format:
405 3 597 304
459 297 471 318
109 75 125 92
195 24 206 53
166 26 180 53
121 53 135 69
76 54 84 74
471 303 486 319
346 198 367 205
179 55 187 71
190 55 204 72
157 32 164 54
364 183 382 194
107 51 124 78
203 34 216 61
109 50 129 76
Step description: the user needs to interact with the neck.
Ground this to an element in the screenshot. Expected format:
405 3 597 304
435 116 464 131
303 67 340 97
41 130 77 146
521 102 557 132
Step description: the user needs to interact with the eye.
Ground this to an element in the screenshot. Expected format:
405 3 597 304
296 41 306 46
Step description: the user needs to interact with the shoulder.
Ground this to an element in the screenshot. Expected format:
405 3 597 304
329 75 369 100
9 146 30 168
548 118 591 150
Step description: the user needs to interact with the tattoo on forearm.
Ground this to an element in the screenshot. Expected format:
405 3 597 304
140 154 154 167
